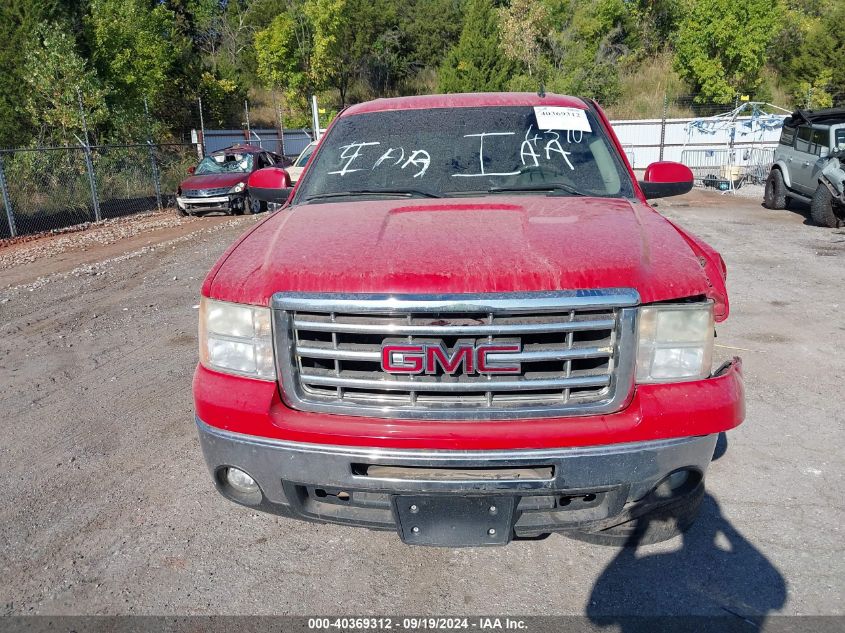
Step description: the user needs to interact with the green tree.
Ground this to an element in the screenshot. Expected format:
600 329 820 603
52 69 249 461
673 0 783 103
255 10 312 97
775 1 845 108
304 0 396 106
255 7 315 125
196 71 244 127
87 0 186 113
632 0 682 56
23 22 109 145
399 0 465 69
0 0 78 146
498 0 550 78
203 0 288 87
514 0 633 104
437 0 513 93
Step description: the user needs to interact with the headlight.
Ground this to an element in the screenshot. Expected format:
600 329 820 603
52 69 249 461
636 302 714 383
199 297 275 380
229 182 246 194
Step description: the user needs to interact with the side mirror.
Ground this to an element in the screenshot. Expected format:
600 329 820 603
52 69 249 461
639 161 694 199
247 167 293 206
187 165 196 175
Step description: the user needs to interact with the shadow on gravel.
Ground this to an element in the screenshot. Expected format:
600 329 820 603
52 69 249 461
762 198 819 226
712 432 728 461
587 494 787 629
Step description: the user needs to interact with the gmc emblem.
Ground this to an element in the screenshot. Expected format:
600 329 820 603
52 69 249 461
381 341 522 375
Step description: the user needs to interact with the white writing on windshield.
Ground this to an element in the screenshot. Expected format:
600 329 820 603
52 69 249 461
328 128 588 178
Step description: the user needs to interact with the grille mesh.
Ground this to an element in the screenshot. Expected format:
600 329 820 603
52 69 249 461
183 186 230 197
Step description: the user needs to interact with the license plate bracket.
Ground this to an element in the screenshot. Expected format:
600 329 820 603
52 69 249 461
392 495 516 546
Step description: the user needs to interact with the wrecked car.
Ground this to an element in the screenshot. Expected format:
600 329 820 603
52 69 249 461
177 144 286 216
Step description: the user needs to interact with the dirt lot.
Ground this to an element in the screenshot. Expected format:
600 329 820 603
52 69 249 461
1 194 843 619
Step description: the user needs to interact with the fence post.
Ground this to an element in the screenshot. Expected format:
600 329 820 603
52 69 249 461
147 142 162 210
197 97 206 158
82 146 101 222
0 154 16 237
244 99 251 143
144 98 163 210
274 92 286 157
78 89 101 222
659 94 668 161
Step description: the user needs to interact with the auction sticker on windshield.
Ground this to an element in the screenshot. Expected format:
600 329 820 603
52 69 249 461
534 106 592 132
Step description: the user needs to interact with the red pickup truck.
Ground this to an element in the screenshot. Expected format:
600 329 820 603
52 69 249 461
193 93 744 547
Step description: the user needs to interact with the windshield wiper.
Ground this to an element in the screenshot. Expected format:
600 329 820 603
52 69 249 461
304 188 443 202
487 183 586 197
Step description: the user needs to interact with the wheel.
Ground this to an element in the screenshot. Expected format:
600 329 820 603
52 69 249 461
565 478 704 547
244 195 263 215
810 183 841 228
176 207 188 217
763 169 786 209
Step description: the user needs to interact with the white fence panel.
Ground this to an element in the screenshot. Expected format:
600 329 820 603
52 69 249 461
609 116 784 170
680 147 776 191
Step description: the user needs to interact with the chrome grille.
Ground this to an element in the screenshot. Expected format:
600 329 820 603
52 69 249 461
272 291 639 420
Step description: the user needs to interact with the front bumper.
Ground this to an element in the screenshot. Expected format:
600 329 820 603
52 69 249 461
196 416 717 544
193 358 744 450
176 194 244 213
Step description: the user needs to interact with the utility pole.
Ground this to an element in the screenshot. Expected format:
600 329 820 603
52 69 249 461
659 93 668 161
311 95 321 141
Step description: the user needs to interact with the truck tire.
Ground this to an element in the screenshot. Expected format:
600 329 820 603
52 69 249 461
564 480 704 547
763 169 787 209
811 184 841 228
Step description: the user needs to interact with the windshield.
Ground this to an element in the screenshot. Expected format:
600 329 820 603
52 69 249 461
293 106 633 203
294 143 316 167
195 153 254 175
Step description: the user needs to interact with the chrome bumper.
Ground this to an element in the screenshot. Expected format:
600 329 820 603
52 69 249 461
196 417 717 539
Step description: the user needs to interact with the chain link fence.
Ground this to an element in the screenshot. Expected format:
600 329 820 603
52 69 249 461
0 91 792 240
0 143 198 239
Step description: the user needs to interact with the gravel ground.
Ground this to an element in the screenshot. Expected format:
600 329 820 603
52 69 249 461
0 210 243 293
720 182 766 199
0 210 198 264
0 193 843 620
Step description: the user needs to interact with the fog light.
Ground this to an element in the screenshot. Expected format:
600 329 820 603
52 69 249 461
667 470 690 489
653 469 693 498
225 467 258 494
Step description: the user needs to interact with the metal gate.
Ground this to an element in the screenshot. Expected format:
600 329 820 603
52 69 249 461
680 147 775 192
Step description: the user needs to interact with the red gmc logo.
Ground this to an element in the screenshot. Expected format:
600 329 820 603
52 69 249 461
381 342 522 375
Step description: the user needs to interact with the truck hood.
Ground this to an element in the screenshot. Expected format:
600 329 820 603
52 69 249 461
180 173 246 191
208 196 726 312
